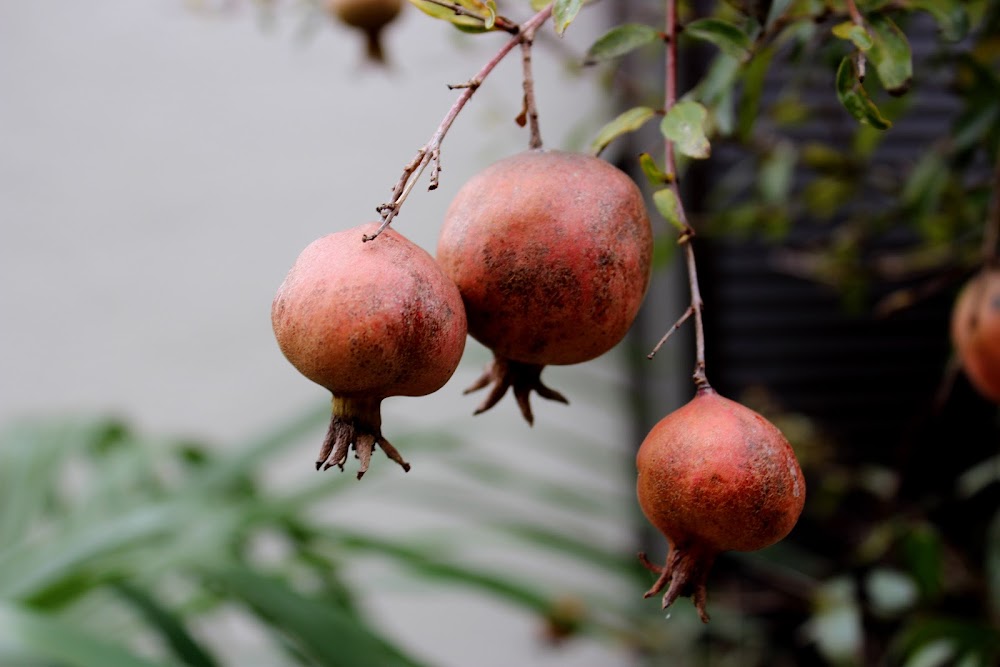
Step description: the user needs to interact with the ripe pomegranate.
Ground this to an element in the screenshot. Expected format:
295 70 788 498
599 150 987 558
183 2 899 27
272 223 467 477
325 0 403 64
635 386 806 622
950 267 1000 403
436 149 653 423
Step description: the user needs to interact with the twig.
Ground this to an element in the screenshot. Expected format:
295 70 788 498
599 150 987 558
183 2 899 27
364 4 555 242
844 0 866 27
648 0 709 390
519 21 543 149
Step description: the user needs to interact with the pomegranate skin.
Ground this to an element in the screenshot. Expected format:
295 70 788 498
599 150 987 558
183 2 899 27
325 0 402 63
636 387 806 621
437 150 653 422
950 268 1000 403
272 223 467 475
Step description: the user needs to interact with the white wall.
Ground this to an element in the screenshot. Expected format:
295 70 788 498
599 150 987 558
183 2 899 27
0 2 646 665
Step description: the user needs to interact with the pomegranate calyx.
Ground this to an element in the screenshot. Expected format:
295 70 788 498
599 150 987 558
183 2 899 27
316 396 411 478
638 542 716 623
464 355 568 425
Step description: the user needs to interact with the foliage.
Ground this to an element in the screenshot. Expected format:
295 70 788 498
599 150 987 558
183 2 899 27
0 385 657 666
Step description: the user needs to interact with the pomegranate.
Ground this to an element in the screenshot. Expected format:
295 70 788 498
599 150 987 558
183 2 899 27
635 386 806 622
950 267 1000 403
436 149 653 423
272 223 467 477
325 0 403 63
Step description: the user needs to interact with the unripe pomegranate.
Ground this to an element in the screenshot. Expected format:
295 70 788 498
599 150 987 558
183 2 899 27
325 0 403 64
636 386 806 622
950 267 1000 403
272 223 467 477
436 149 653 423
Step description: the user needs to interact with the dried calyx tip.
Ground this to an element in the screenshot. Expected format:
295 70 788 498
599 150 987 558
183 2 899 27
465 356 568 425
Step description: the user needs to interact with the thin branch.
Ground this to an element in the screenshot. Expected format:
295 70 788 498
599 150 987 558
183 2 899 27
519 22 543 149
648 305 693 359
364 4 555 242
649 0 709 390
844 0 866 27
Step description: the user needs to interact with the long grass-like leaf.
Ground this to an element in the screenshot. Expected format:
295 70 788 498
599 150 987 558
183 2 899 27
205 566 429 667
329 530 552 611
112 581 220 667
0 602 174 667
0 504 178 600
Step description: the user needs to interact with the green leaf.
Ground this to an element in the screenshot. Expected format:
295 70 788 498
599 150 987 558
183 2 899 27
0 504 178 600
653 189 685 231
832 21 873 50
639 152 673 187
483 0 497 29
759 141 796 205
112 581 220 667
0 603 173 667
737 44 775 140
530 0 549 9
407 0 496 33
553 0 582 35
585 23 661 63
867 14 912 95
901 522 944 600
901 151 946 213
907 0 968 41
660 100 711 159
683 18 752 60
209 566 429 667
835 56 892 129
589 106 656 156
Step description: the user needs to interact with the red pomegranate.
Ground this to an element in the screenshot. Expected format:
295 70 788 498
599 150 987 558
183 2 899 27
635 386 806 622
436 149 653 423
272 223 467 477
950 267 1000 403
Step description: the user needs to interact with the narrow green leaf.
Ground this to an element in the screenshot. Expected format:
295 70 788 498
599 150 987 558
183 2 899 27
530 0 549 9
0 603 173 667
758 141 797 205
832 21 873 50
112 581 220 667
638 152 673 187
553 0 582 35
737 44 775 140
653 189 685 231
0 504 177 600
683 18 752 60
901 151 946 212
494 523 642 582
589 106 655 156
660 100 711 159
331 531 554 612
209 567 429 667
835 56 892 130
908 0 968 41
867 14 912 95
585 23 660 63
901 522 944 599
